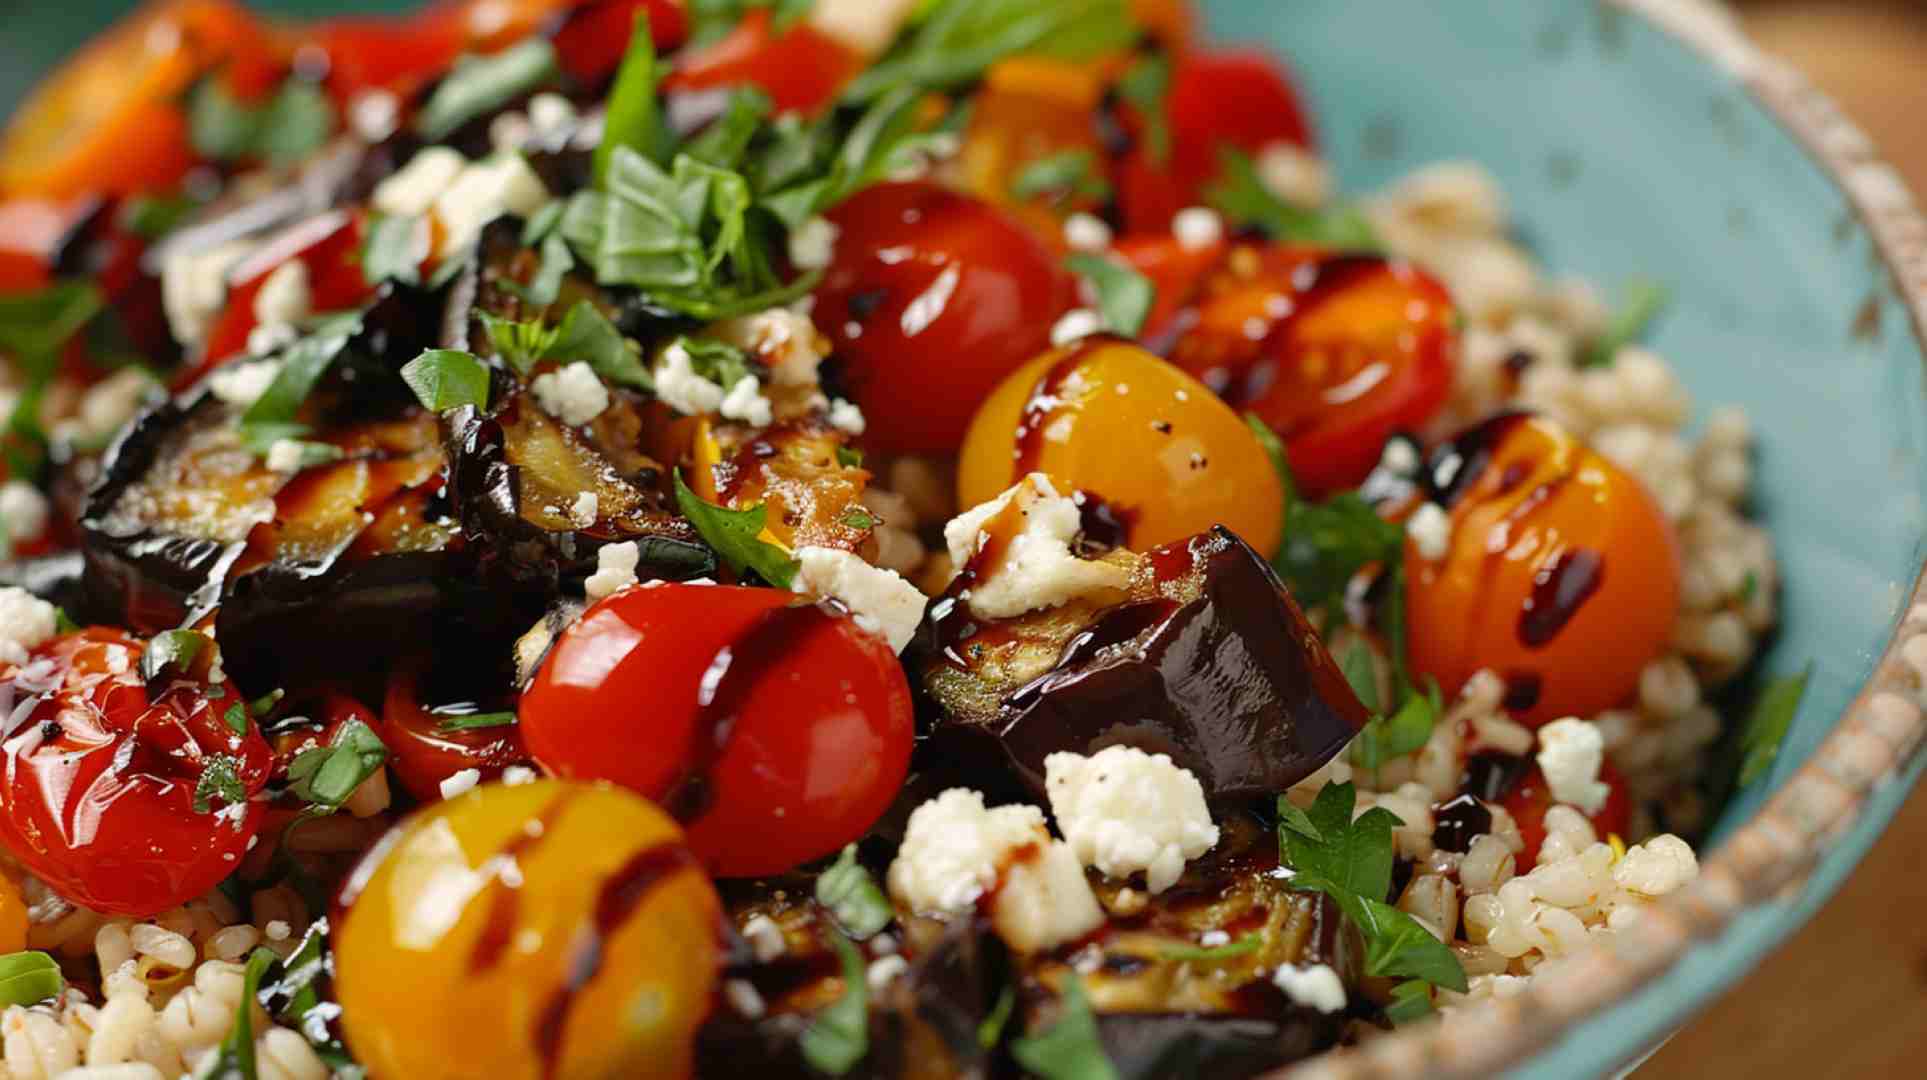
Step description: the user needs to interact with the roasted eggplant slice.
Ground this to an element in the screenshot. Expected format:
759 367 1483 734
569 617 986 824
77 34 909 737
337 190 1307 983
711 417 877 554
913 527 1370 805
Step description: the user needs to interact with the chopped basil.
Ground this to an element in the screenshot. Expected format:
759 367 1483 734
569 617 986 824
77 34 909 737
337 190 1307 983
1579 278 1669 368
843 0 1137 102
1010 973 1119 1080
436 711 518 732
238 421 314 458
673 335 756 391
1116 53 1173 164
688 0 814 49
0 283 102 482
189 78 335 165
1273 491 1404 621
1012 149 1111 203
53 607 81 635
417 40 560 142
1338 641 1379 715
1159 933 1263 963
255 920 362 1076
685 89 773 172
1244 413 1297 520
287 718 389 811
250 688 285 718
815 845 893 940
761 87 930 227
1738 667 1811 788
196 947 275 1079
799 933 869 1076
1350 682 1443 774
401 350 493 412
121 194 201 239
224 700 249 737
596 16 670 184
362 215 425 288
1385 978 1435 1024
140 628 210 688
835 446 864 469
841 508 876 530
511 230 576 308
192 755 247 814
673 471 798 588
1064 253 1153 338
0 951 63 1008
479 312 561 375
552 301 651 390
1208 147 1379 251
239 312 363 436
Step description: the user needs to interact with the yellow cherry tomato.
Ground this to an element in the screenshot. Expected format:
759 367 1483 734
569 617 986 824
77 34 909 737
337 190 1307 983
334 780 721 1080
958 339 1285 555
0 874 26 954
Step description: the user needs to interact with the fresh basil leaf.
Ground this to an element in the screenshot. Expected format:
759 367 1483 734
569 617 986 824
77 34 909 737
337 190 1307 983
1209 147 1379 251
596 15 669 185
436 711 518 732
515 230 576 308
1273 491 1404 621
363 215 425 287
197 948 275 1079
1279 781 1396 904
225 700 249 736
189 78 334 165
192 755 247 814
673 471 798 588
1738 667 1811 788
1339 641 1380 715
401 350 492 412
1159 933 1263 963
240 312 363 431
1013 149 1111 202
417 40 559 142
1385 978 1436 1024
287 718 389 810
1010 973 1119 1080
1244 413 1296 526
552 301 651 391
799 933 869 1076
684 89 773 172
1064 253 1152 338
815 844 893 940
1351 685 1440 773
844 0 1135 102
0 951 63 1008
0 281 102 357
1116 53 1172 164
1580 278 1669 368
140 628 210 688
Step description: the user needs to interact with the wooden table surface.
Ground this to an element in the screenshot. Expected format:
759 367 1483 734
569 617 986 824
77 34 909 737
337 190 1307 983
1643 3 1927 1077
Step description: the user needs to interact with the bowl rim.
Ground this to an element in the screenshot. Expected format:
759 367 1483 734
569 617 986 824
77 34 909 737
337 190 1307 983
1273 2 1927 1077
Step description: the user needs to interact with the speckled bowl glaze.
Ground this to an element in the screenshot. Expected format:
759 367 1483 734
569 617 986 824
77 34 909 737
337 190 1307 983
9 1 1927 1077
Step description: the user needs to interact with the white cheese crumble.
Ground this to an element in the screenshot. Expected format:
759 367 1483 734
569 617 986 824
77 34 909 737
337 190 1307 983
810 0 922 57
1044 746 1220 894
265 439 308 474
1379 437 1421 476
787 216 840 272
1050 308 1105 347
827 398 867 436
434 154 551 252
1063 212 1113 254
247 321 299 358
1198 930 1231 947
585 541 641 602
1407 502 1453 562
792 546 927 654
348 89 401 142
527 93 578 139
1536 717 1611 815
1172 206 1225 252
56 368 156 444
1271 963 1347 1014
1255 142 1332 208
653 342 726 416
1 481 50 546
741 915 786 962
719 375 773 427
501 766 539 786
568 491 599 529
530 362 610 427
161 241 251 348
991 839 1106 954
0 587 60 668
373 147 468 217
251 260 312 328
865 955 909 993
264 920 292 942
208 360 283 409
438 768 482 800
723 979 766 1020
887 788 1049 914
713 308 829 388
942 474 1129 620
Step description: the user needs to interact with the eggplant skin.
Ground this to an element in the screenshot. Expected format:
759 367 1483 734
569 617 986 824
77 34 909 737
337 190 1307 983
1094 1012 1341 1080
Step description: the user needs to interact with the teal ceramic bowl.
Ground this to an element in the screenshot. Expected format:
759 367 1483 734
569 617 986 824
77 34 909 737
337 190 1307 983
9 1 1927 1077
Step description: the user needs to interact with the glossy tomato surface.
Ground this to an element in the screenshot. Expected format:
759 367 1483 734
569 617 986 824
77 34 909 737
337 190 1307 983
554 0 691 85
0 629 270 915
1405 414 1682 726
378 660 529 802
521 584 914 877
335 779 720 1080
663 8 858 115
816 181 1076 454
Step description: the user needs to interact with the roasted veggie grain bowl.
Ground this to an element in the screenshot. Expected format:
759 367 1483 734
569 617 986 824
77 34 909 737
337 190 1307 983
0 1 1797 1077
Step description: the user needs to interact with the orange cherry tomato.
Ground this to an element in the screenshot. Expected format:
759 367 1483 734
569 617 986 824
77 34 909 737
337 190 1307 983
1500 760 1632 873
815 181 1077 455
378 660 529 803
0 629 271 916
0 0 263 201
1112 232 1227 342
0 876 26 954
521 584 914 878
958 338 1286 556
1171 248 1458 499
1405 414 1682 726
334 779 720 1080
960 60 1108 220
554 0 691 86
663 8 860 115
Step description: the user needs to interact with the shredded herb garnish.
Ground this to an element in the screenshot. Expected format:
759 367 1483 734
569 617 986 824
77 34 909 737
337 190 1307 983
814 845 893 940
1010 973 1119 1080
673 471 798 588
402 350 493 412
799 932 869 1075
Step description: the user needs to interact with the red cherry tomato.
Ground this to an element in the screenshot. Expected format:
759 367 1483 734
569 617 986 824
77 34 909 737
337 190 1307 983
0 197 93 293
301 11 469 107
1499 761 1632 873
183 210 374 389
1111 232 1227 343
1170 247 1457 499
816 181 1077 455
378 660 529 803
554 0 690 85
522 584 914 877
663 9 859 115
0 629 271 916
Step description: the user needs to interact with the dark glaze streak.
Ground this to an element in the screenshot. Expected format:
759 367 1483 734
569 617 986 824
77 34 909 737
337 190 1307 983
1421 411 1531 509
1011 335 1123 480
1431 793 1493 854
468 794 577 973
532 843 698 1076
1501 671 1542 712
662 602 842 822
1517 548 1605 647
929 495 1030 669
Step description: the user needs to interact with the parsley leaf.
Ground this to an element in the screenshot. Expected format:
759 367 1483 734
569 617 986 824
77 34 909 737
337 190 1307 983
1245 413 1297 519
0 952 63 1008
479 311 562 374
1339 640 1380 715
1738 667 1811 788
1012 149 1111 202
1208 147 1378 251
799 932 869 1075
401 350 492 412
1010 974 1119 1080
286 718 389 811
595 15 671 184
417 40 559 142
192 755 247 814
189 78 335 165
815 845 893 940
1579 278 1669 368
1065 253 1153 338
673 471 798 588
362 215 425 288
0 283 102 482
1159 934 1263 963
1351 682 1442 774
195 947 275 1079
1273 492 1404 620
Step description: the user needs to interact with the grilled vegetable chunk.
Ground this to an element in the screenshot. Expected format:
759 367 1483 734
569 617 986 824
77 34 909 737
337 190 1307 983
915 527 1370 804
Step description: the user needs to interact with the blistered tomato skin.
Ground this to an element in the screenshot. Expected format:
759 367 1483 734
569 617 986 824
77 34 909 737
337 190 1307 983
334 779 721 1080
378 662 528 802
521 585 915 877
1405 415 1683 726
816 181 1077 454
0 629 270 916
956 339 1287 557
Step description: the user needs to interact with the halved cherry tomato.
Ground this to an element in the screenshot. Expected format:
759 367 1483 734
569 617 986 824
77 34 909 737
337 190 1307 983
1112 232 1227 343
0 197 93 293
815 181 1077 455
1405 414 1682 726
300 9 469 108
378 660 529 803
0 0 264 201
184 210 374 388
1171 247 1457 499
521 584 914 877
1499 760 1632 872
554 0 690 86
663 8 860 115
0 628 271 916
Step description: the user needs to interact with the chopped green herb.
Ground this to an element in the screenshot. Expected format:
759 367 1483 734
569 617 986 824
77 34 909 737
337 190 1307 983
1385 978 1436 1025
1351 682 1442 774
1116 53 1173 164
978 985 1018 1050
1339 640 1380 715
843 0 1137 103
0 951 63 1008
841 508 877 530
835 446 865 469
1064 253 1153 338
1012 149 1111 202
53 607 81 635
595 16 670 184
1244 413 1297 523
762 86 934 227
1273 491 1404 621
0 282 103 482
287 718 389 811
815 845 893 940
799 932 869 1076
1010 973 1119 1080
688 0 814 49
250 688 285 718
224 700 249 737
192 755 247 814
479 311 562 375
1739 569 1760 604
551 301 651 390
362 215 425 288
1159 933 1263 963
1579 278 1669 368
189 78 335 165
239 312 363 436
401 350 493 412
684 89 772 172
1208 147 1379 251
672 335 757 392
417 40 560 142
510 230 576 308
268 440 346 472
1274 795 1321 843
436 711 518 732
673 471 799 588
121 194 201 239
140 628 210 688
196 947 275 1079
1738 667 1811 788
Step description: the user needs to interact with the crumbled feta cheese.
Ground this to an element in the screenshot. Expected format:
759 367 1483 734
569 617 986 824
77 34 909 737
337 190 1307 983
810 0 921 56
1271 963 1347 1014
1051 308 1105 347
439 768 482 800
723 979 766 1019
719 375 773 427
568 491 599 529
1173 206 1225 252
489 111 533 153
265 439 308 474
251 260 312 327
374 147 468 218
161 241 251 347
866 954 909 992
942 474 1130 620
653 342 726 416
0 587 59 668
1407 502 1453 562
1198 930 1230 947
741 915 786 962
1063 212 1113 254
264 920 292 942
586 541 641 602
792 547 927 654
1045 746 1219 894
208 360 283 409
788 216 840 272
247 321 299 358
530 362 610 427
1 481 50 546
1536 717 1611 815
501 766 539 786
1379 437 1421 476
827 398 867 436
433 154 551 252
1255 142 1332 208
990 839 1106 954
528 93 578 139
712 308 829 388
59 368 156 444
348 89 401 142
887 788 1050 914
